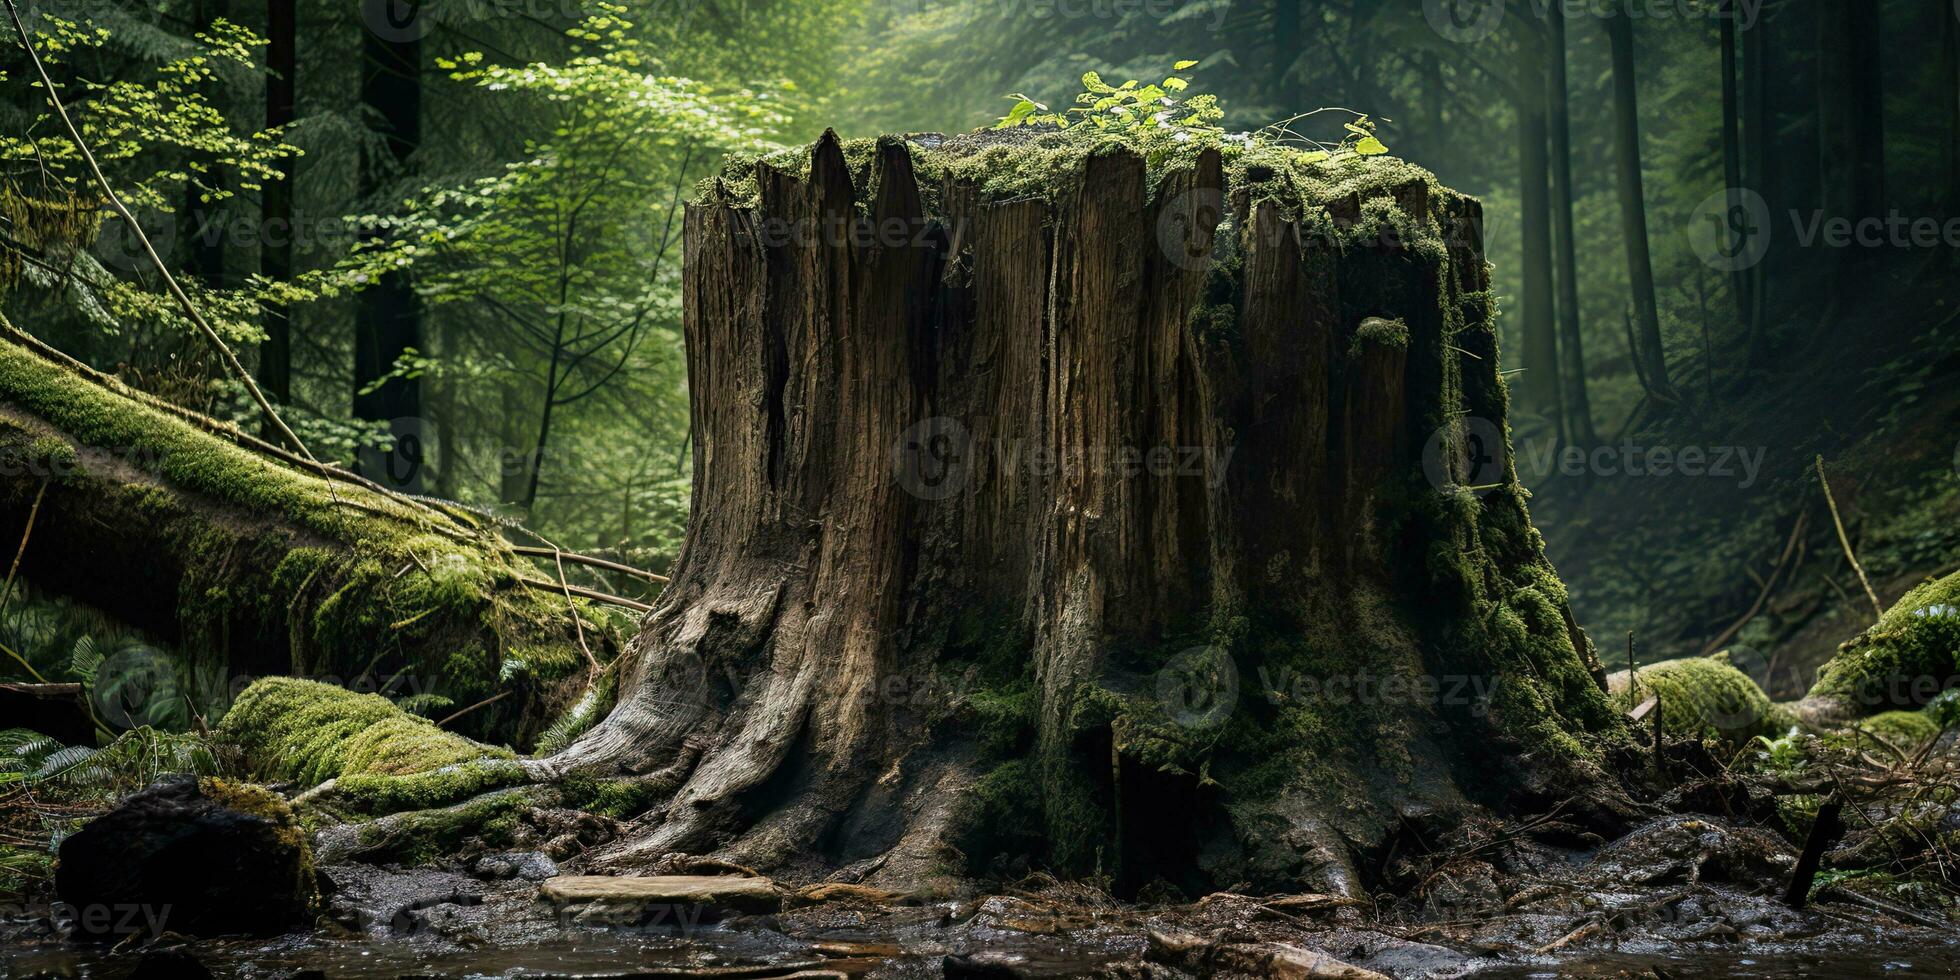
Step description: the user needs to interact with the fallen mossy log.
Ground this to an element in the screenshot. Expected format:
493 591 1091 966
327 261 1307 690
1608 655 1796 745
0 322 617 743
1800 571 1960 726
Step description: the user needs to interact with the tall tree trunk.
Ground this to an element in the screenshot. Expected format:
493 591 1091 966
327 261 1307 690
1606 3 1672 397
258 0 295 407
546 134 1625 895
1547 5 1596 447
1814 0 1884 287
1946 0 1959 216
1720 0 1750 344
184 0 230 289
1517 26 1562 438
1273 0 1301 108
354 4 425 491
1742 2 1770 363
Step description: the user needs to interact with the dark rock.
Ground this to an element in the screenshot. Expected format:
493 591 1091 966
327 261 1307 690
473 850 559 881
54 776 315 940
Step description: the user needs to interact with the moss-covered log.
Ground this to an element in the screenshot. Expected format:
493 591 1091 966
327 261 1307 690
0 324 613 744
1607 655 1795 745
542 129 1627 895
1802 570 1960 725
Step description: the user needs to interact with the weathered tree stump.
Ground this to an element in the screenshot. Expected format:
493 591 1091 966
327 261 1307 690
551 130 1626 894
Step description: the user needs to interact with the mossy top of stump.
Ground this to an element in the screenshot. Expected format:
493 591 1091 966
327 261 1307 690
703 126 1460 257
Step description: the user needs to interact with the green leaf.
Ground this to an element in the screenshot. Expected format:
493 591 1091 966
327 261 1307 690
1172 60 1199 70
1355 136 1389 156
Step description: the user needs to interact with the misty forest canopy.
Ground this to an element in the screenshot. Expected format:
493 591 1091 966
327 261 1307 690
2 0 1960 971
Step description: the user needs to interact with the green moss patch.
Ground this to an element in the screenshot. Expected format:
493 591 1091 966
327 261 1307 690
219 677 511 787
1614 656 1792 745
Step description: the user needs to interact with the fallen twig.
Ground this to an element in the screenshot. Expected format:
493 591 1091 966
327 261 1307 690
1815 455 1882 622
437 689 513 728
0 478 47 618
1701 509 1809 658
513 546 670 584
515 575 653 612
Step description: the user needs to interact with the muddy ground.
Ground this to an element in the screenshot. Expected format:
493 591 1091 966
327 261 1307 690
4 805 1955 979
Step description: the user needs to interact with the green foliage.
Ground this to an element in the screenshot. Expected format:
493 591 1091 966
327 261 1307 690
0 12 326 425
0 725 223 796
997 60 1221 135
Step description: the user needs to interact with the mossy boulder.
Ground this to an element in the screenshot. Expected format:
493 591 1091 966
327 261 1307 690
1806 571 1960 720
219 676 511 787
1610 655 1793 745
55 776 316 939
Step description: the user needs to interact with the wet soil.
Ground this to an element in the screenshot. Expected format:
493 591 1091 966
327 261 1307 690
3 810 1954 979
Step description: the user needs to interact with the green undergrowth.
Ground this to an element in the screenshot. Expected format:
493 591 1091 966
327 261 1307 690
219 677 511 787
0 338 606 741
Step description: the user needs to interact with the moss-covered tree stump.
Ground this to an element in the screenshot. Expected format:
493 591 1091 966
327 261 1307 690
542 129 1625 895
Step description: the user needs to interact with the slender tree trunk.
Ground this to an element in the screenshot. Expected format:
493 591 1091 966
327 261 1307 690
258 0 295 408
548 134 1624 895
1720 0 1750 342
354 4 425 491
1547 5 1596 447
1946 0 1959 216
1273 0 1301 108
1742 2 1770 362
1814 0 1884 288
1606 4 1672 396
1518 31 1563 439
184 0 229 289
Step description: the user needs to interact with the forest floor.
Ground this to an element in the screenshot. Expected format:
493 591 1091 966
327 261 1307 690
5 730 1957 979
3 808 1955 978
1535 260 1960 696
